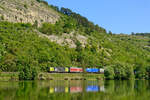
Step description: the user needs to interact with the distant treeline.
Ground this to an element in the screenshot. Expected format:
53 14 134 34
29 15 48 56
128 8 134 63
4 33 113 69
131 32 150 37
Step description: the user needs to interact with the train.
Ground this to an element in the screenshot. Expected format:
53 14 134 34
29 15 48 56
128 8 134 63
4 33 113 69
49 67 104 73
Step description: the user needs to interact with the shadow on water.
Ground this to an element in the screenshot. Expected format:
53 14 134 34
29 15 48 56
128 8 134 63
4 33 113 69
0 80 150 100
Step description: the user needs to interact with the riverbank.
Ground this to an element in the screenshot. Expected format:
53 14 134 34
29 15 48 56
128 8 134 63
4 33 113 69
0 72 104 81
0 72 19 81
38 73 104 80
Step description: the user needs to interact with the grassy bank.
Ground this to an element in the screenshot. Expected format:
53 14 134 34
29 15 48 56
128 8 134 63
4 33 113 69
0 72 19 81
38 73 104 80
0 72 104 81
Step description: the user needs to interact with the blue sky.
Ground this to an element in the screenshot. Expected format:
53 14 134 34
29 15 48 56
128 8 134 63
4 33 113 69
46 0 150 34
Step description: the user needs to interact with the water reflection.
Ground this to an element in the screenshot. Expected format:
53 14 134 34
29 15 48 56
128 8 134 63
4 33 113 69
70 87 82 93
0 80 150 100
86 86 99 92
49 81 104 93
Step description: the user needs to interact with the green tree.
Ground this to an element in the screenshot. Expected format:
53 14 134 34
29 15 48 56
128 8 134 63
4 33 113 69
104 66 115 79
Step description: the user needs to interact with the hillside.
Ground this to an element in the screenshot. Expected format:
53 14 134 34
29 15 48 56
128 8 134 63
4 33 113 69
0 0 150 80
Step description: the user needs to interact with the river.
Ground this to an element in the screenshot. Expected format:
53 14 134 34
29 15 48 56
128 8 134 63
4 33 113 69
0 80 149 100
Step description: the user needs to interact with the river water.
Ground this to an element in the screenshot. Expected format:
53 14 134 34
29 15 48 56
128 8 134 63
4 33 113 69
0 80 150 100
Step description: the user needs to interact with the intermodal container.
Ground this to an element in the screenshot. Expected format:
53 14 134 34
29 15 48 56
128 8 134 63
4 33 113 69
86 68 99 73
70 67 83 73
55 67 67 73
99 68 104 73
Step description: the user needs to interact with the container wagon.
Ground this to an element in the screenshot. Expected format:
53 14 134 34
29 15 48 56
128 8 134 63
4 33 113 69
86 68 99 73
54 67 69 73
70 67 83 73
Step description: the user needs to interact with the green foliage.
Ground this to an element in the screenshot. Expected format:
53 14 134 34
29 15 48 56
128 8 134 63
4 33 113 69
49 5 59 12
108 31 113 35
104 66 115 79
39 23 56 35
134 66 147 79
105 63 134 80
36 0 41 2
113 63 134 80
24 4 28 9
146 66 150 79
0 22 73 73
75 40 82 52
33 20 38 28
0 15 4 20
19 65 38 80
39 16 77 35
46 6 106 35
36 0 48 5
132 32 150 37
59 7 106 34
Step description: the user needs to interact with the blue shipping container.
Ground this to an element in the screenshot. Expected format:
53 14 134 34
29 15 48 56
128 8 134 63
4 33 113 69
86 86 99 92
86 68 99 73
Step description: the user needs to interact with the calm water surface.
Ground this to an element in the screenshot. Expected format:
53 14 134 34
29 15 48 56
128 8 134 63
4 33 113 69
0 80 150 100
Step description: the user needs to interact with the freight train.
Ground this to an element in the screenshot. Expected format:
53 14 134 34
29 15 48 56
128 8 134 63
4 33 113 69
49 67 104 73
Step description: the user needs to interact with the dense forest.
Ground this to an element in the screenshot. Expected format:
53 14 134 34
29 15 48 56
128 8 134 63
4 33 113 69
0 0 150 80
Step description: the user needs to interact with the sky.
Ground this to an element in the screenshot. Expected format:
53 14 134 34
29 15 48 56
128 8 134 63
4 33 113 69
46 0 150 34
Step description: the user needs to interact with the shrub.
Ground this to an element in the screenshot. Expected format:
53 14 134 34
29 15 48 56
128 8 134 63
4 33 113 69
24 4 28 9
135 66 146 79
33 20 38 28
19 65 38 80
1 15 4 20
36 0 48 5
146 66 150 79
113 63 134 80
124 64 134 79
104 66 115 80
39 23 55 35
36 0 42 3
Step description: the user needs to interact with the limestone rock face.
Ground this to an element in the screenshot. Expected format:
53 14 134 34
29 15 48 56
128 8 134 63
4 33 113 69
0 0 60 25
36 30 88 48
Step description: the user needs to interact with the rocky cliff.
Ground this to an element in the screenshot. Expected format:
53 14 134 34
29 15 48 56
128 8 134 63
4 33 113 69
0 0 60 25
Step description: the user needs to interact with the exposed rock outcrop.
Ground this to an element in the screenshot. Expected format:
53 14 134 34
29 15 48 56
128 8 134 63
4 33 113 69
0 0 60 25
